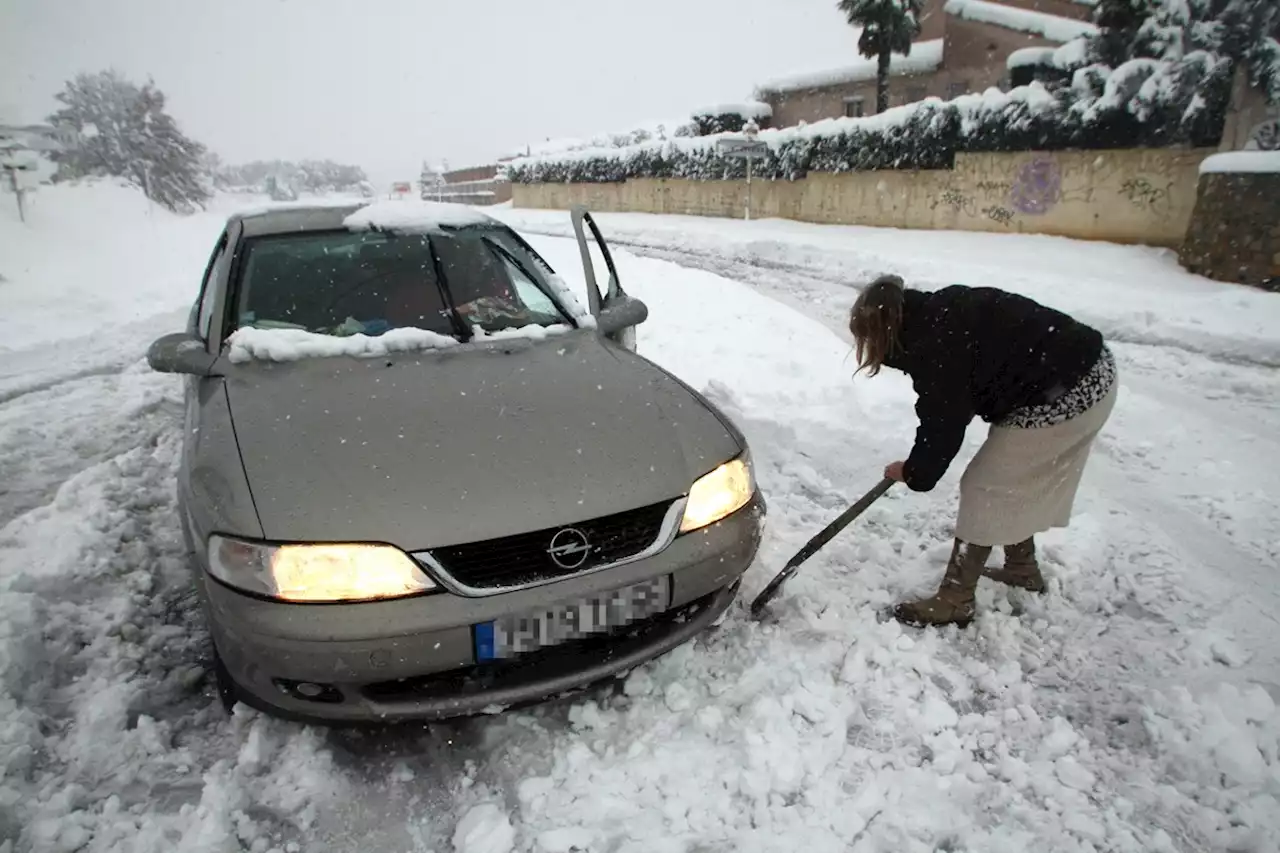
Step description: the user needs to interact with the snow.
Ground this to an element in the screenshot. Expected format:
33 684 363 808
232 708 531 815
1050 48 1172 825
453 804 515 853
1199 151 1280 175
756 39 944 94
1007 46 1056 69
694 101 773 119
944 0 1098 44
2 181 1280 851
226 326 461 362
490 207 1280 368
343 199 495 232
508 80 1062 181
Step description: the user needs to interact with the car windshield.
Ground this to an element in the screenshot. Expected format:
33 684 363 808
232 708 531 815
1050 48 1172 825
232 227 571 339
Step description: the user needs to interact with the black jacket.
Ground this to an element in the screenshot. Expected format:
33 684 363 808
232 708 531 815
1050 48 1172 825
884 285 1104 492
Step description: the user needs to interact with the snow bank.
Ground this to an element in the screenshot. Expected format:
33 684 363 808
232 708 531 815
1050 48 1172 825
0 180 232 354
945 0 1098 43
344 199 494 232
227 326 459 362
756 39 944 94
1199 151 1280 175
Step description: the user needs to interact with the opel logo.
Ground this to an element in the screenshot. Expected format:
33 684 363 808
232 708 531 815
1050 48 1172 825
547 527 591 570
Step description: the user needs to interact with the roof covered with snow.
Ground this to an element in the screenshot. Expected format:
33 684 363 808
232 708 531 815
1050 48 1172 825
945 0 1098 44
1007 37 1091 70
692 101 774 119
1199 151 1280 175
755 39 945 95
343 200 495 232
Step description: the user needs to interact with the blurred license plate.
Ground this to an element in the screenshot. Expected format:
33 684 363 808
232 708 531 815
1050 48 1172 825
475 576 670 662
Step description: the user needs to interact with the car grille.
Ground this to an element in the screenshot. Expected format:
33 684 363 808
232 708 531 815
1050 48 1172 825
426 500 675 590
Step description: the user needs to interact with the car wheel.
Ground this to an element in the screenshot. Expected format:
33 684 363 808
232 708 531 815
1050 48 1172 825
210 643 239 714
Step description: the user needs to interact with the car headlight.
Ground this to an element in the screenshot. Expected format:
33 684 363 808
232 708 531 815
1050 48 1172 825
207 535 437 603
680 454 756 533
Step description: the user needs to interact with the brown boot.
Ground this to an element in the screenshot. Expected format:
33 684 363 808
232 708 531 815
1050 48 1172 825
987 537 1047 593
893 540 991 628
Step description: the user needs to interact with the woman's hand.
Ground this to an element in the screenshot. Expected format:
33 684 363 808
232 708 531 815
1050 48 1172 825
884 461 906 483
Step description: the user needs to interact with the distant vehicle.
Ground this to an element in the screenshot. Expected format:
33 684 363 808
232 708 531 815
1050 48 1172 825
146 201 765 724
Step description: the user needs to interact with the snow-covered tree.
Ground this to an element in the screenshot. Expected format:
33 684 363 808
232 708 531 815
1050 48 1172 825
47 70 210 213
837 0 924 114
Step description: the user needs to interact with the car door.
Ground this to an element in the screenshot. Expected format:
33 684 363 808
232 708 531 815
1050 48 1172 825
571 205 638 352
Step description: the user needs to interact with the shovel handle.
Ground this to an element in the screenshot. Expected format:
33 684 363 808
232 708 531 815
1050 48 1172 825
749 477 895 618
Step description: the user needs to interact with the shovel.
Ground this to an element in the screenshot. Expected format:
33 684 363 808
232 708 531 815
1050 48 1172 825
749 477 896 619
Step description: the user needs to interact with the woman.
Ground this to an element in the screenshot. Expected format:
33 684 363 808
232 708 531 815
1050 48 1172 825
850 274 1118 628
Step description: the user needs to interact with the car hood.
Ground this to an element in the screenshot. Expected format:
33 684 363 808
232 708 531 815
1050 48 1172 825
221 332 741 548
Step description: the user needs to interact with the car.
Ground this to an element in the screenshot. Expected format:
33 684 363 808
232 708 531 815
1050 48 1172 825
145 199 766 724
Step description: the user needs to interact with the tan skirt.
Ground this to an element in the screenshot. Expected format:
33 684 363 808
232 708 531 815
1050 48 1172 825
955 382 1118 547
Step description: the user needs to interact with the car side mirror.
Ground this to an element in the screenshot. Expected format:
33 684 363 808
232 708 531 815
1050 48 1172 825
596 296 648 335
147 332 221 376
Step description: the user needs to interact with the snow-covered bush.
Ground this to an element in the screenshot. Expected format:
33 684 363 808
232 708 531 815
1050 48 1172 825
509 1 1272 185
508 53 1231 184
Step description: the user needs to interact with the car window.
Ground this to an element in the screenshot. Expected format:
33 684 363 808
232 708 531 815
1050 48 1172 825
196 234 227 341
233 231 456 338
432 233 569 333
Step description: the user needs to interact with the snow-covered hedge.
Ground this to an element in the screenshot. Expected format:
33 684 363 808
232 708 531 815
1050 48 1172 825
507 53 1231 184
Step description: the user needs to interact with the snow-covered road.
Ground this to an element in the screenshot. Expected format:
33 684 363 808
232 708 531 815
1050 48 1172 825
2 188 1277 853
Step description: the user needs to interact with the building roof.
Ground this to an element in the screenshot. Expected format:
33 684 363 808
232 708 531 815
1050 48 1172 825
944 0 1098 44
755 39 945 96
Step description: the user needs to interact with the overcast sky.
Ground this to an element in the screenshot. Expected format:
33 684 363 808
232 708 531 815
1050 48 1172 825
1 0 861 188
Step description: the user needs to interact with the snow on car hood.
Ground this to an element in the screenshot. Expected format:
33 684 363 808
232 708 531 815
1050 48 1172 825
220 331 742 548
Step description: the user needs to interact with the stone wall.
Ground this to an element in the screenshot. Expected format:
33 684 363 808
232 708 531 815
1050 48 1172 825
1179 173 1280 290
513 148 1215 248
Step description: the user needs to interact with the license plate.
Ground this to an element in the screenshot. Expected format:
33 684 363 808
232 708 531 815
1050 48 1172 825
474 576 670 662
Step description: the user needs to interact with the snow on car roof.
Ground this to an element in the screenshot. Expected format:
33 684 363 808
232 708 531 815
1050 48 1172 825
344 200 496 232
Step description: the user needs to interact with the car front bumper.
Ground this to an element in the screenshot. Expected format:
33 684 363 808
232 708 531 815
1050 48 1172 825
200 494 764 724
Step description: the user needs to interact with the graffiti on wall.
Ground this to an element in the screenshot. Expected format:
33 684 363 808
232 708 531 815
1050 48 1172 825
1009 157 1063 215
1118 176 1175 213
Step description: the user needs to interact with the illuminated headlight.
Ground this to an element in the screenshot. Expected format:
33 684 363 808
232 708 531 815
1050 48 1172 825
680 454 756 534
207 535 436 603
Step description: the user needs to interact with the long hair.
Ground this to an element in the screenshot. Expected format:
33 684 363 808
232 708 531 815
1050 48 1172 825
849 274 906 377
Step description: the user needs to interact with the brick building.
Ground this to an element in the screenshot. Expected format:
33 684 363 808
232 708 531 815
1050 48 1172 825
427 162 513 206
755 0 1097 127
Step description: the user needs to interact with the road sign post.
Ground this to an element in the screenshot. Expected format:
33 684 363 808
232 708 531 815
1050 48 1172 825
715 126 769 221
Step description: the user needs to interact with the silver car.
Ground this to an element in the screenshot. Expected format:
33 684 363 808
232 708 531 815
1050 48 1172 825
146 201 765 724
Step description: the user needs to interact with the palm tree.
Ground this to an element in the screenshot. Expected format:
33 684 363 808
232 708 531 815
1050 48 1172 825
837 0 924 114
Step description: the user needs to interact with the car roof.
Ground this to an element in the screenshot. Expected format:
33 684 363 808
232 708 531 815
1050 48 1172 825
231 201 502 238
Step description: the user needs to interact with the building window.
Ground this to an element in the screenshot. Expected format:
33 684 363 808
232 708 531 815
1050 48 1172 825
947 80 968 99
843 98 865 118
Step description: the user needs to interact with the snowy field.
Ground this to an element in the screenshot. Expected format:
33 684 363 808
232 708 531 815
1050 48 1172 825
1 185 1278 852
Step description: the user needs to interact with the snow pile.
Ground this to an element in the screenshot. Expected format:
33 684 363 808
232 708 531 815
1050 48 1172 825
343 199 495 232
944 0 1098 43
226 326 460 362
755 39 945 94
1199 151 1280 175
452 804 515 853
